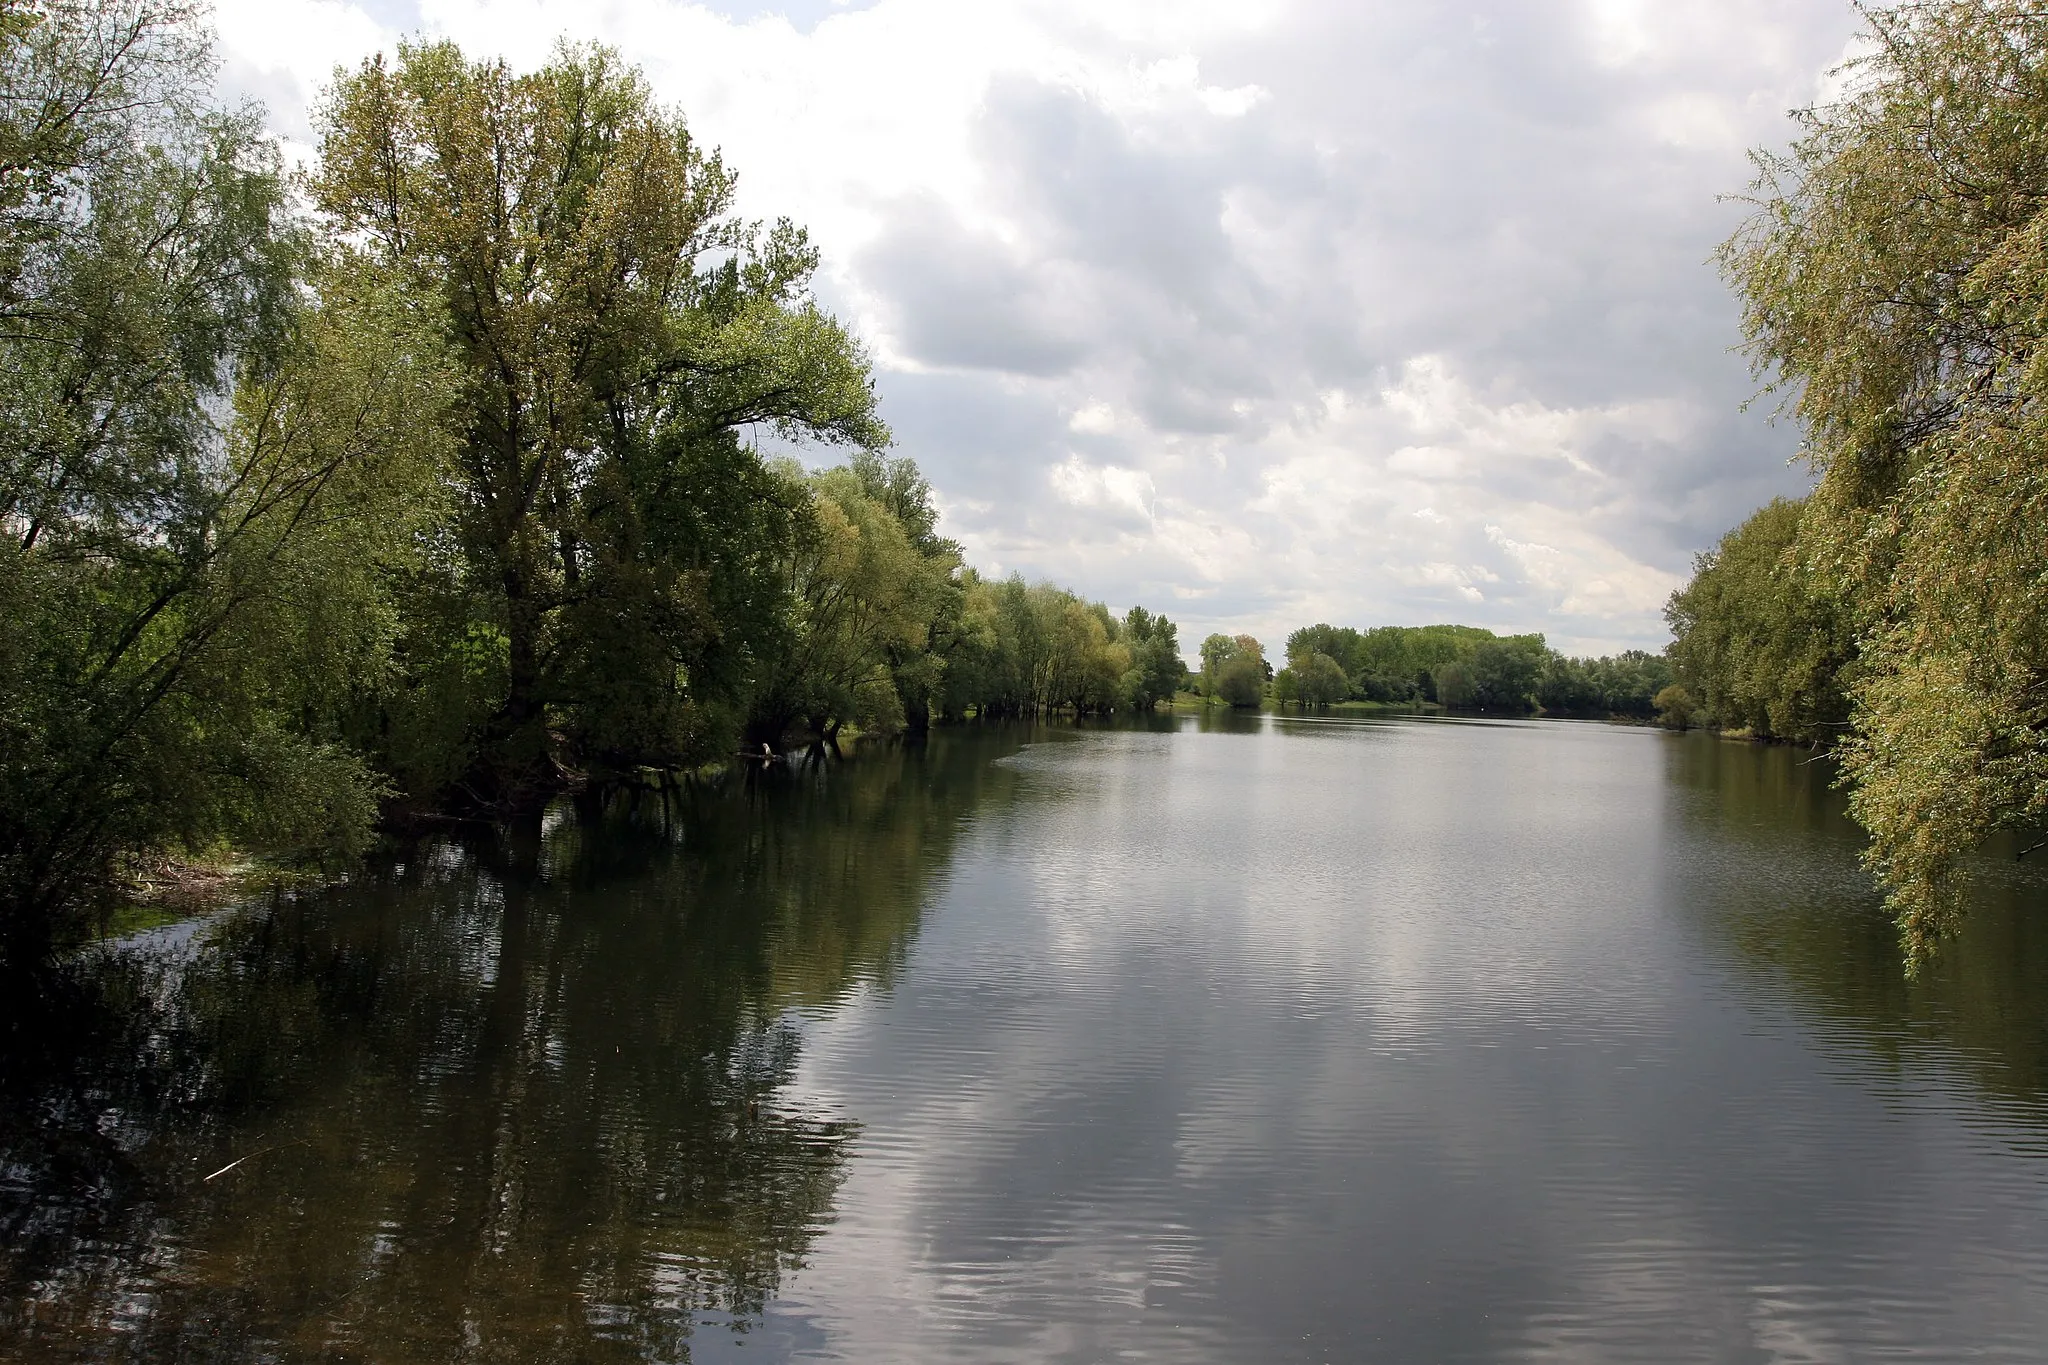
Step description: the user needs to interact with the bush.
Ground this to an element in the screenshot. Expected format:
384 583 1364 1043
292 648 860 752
1654 684 1699 730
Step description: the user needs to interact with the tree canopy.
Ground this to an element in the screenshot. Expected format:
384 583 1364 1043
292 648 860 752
0 0 443 969
1719 0 2048 956
1663 498 1853 744
1269 622 1669 719
314 39 887 799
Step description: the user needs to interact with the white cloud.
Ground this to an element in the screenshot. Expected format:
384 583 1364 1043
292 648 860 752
1066 401 1118 434
210 0 1860 659
1048 455 1154 522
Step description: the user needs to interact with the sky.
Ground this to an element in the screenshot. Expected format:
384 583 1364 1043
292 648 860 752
211 0 1867 656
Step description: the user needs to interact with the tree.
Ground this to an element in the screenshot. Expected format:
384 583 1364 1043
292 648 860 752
1540 649 1674 718
0 2 448 970
848 450 961 734
1216 655 1265 708
1198 632 1236 695
1654 684 1699 730
746 463 937 747
1294 652 1349 707
1121 605 1183 709
1719 0 2048 955
1286 624 1367 683
1198 632 1266 706
928 572 1173 719
1464 636 1547 711
1664 498 1853 742
1235 634 1271 681
313 40 885 800
1433 661 1474 709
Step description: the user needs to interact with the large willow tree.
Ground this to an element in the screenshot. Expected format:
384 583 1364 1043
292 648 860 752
314 42 886 800
1725 0 2048 957
0 1 445 971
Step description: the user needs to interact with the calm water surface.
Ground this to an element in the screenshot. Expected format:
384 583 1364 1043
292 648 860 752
6 715 2048 1362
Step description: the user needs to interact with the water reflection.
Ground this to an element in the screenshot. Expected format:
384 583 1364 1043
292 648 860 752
6 719 2048 1363
0 729 1025 1361
1664 730 2048 1123
749 718 2048 1361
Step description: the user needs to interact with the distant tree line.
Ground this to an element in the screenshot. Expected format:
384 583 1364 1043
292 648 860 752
1260 623 1673 719
0 7 1181 972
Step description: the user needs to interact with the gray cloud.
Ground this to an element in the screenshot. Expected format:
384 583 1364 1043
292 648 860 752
216 0 1864 654
822 2 1860 652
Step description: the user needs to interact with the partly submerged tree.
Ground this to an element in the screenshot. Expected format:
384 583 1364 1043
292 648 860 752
1291 651 1349 707
746 462 944 747
845 449 961 734
1120 605 1184 709
0 1 450 969
314 40 886 799
1721 0 2048 956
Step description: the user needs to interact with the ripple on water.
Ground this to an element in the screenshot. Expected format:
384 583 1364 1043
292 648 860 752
8 719 2048 1363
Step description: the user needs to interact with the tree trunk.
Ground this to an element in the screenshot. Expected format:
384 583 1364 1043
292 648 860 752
477 563 558 809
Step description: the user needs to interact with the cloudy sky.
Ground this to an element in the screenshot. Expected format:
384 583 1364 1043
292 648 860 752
213 0 1864 655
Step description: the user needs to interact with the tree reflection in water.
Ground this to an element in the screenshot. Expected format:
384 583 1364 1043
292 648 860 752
0 728 1027 1361
1663 731 2048 1124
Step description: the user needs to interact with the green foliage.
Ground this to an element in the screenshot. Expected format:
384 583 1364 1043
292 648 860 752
1284 621 1553 704
1121 605 1185 710
1463 636 1547 711
1199 633 1265 700
1198 632 1236 692
314 39 887 796
1292 652 1349 707
1663 498 1853 742
1285 624 1368 679
1286 621 1616 714
1215 655 1266 708
845 448 962 733
0 2 452 967
1716 0 2048 955
1433 660 1474 709
1655 684 1700 730
746 461 947 745
1537 650 1673 719
926 572 1175 722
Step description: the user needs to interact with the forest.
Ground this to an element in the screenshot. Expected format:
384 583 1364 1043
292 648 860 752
0 3 1183 972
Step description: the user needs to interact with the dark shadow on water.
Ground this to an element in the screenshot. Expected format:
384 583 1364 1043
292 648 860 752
0 727 1029 1362
1185 705 1266 735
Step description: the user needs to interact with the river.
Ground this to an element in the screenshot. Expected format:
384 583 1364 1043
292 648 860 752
5 714 2048 1361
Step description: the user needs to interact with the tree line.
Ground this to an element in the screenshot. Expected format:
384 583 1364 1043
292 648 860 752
1198 623 1675 720
0 3 1181 972
1662 0 2048 960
